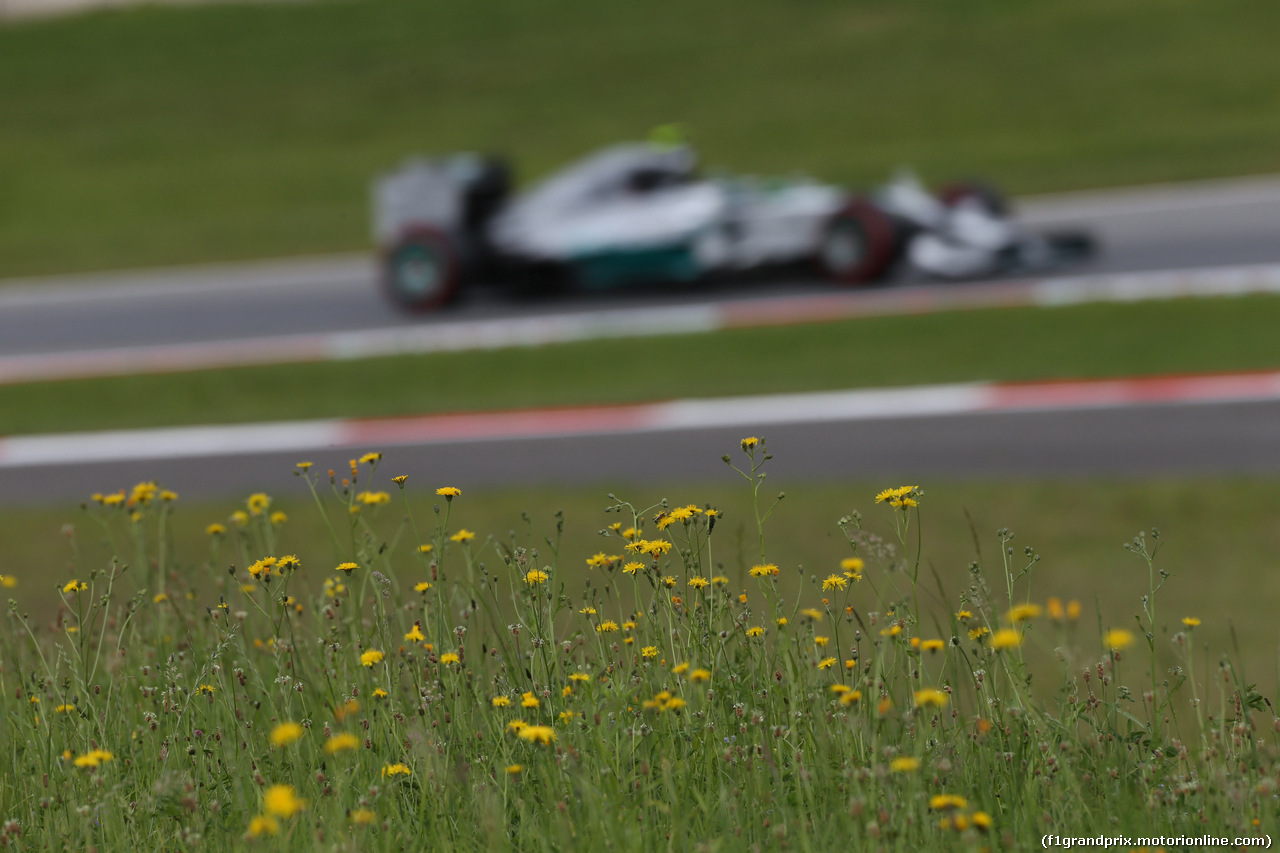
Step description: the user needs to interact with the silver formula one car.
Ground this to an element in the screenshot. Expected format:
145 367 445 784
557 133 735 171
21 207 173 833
372 142 1093 311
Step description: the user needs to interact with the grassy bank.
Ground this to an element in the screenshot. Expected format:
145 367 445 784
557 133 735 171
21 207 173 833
5 471 1280 686
4 294 1280 435
4 0 1280 277
3 450 1279 848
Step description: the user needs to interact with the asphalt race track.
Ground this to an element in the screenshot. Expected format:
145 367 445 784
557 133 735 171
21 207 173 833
5 175 1280 357
4 398 1280 505
3 176 1280 503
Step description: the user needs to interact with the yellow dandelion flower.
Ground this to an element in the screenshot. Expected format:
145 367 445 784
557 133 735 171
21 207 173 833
1067 600 1082 620
822 573 848 591
372 688 388 699
359 452 382 464
879 624 901 637
1182 616 1201 627
271 722 305 747
72 749 113 768
381 763 411 778
989 628 1021 650
247 815 280 838
262 784 307 819
295 461 313 470
360 649 384 667
414 581 432 593
247 493 271 515
622 561 644 575
404 623 425 643
585 553 610 569
558 710 577 724
914 688 948 708
740 436 760 451
777 617 788 627
1104 628 1135 650
62 580 87 593
569 673 591 683
596 621 619 633
746 626 764 638
969 626 990 641
930 794 968 811
55 704 75 713
687 577 710 589
1006 603 1043 623
921 639 946 653
505 764 523 775
641 646 659 658
205 523 226 536
440 652 460 665
436 486 462 497
817 657 837 670
524 569 548 585
749 564 778 578
492 696 511 707
689 668 711 683
517 725 556 746
890 756 920 773
324 733 360 754
349 809 376 825
521 691 540 709
449 529 475 543
506 720 527 733
973 811 993 831
335 562 358 574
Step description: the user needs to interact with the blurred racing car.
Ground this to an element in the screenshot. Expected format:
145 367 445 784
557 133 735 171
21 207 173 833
372 143 1093 311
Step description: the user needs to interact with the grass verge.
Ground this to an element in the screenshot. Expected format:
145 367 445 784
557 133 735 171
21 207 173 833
4 295 1280 435
3 450 1279 847
4 0 1280 276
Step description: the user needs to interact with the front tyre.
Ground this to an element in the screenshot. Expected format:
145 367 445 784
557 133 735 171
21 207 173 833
817 201 896 285
382 227 461 312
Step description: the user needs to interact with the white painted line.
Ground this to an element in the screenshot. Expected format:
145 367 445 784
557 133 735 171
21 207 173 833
0 254 373 310
3 371 1278 469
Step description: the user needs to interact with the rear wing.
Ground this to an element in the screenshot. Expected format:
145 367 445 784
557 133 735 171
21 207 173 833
371 157 466 246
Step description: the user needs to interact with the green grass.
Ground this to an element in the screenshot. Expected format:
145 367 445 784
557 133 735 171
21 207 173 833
4 458 1280 848
5 295 1280 435
5 473 1280 686
4 0 1280 277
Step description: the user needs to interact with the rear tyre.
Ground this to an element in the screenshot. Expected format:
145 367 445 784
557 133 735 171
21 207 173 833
382 228 461 312
817 200 897 285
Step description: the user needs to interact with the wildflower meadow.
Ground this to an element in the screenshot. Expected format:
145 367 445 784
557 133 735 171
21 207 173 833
1 440 1276 851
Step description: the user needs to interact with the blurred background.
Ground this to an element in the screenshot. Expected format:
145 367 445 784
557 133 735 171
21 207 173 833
3 0 1280 683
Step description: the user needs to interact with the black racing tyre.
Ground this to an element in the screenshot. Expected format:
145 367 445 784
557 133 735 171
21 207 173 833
382 227 461 312
936 181 1009 217
816 200 897 285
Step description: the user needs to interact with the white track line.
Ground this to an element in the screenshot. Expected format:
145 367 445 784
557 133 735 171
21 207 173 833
5 261 1280 386
3 371 1278 469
